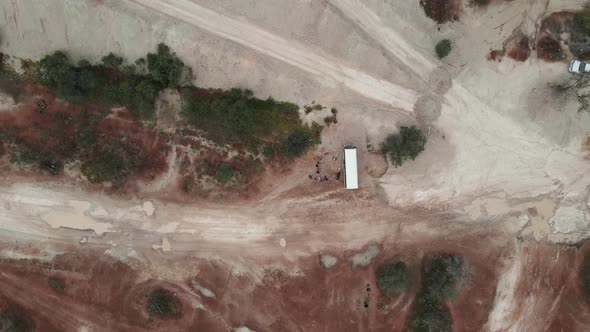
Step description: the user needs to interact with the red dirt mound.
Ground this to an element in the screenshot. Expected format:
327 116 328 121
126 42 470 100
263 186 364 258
537 36 565 61
420 0 462 24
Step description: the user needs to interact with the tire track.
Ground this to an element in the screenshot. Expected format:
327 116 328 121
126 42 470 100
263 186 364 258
128 0 417 111
326 0 437 81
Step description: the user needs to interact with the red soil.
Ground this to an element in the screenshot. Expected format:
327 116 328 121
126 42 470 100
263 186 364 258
422 0 462 24
507 36 531 62
488 32 530 62
0 83 168 183
1 231 589 331
0 82 269 197
537 36 564 62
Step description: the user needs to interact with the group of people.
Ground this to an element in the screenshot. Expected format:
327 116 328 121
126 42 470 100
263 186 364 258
308 155 342 183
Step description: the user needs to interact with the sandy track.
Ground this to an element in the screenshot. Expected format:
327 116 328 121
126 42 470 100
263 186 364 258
0 181 465 263
326 0 436 81
128 0 418 111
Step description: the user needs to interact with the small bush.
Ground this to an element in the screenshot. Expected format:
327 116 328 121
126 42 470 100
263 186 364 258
101 53 123 69
10 147 63 175
80 140 143 186
376 261 408 296
408 299 452 332
262 145 275 157
380 126 426 167
147 288 182 319
281 125 322 158
215 163 235 183
423 254 464 300
47 277 65 294
145 43 193 87
574 13 590 32
0 303 35 332
435 39 453 59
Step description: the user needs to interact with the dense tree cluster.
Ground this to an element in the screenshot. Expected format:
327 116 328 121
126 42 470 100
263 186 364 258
37 43 192 119
409 254 464 332
182 88 322 158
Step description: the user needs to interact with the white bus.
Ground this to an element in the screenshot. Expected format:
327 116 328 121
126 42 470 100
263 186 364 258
343 145 358 190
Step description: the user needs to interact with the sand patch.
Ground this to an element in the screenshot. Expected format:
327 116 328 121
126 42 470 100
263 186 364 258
40 201 112 235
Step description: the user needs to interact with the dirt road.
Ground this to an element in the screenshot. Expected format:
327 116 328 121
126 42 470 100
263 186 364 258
128 0 418 111
326 0 436 81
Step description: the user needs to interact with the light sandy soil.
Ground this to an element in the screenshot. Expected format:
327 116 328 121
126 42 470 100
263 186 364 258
2 0 590 330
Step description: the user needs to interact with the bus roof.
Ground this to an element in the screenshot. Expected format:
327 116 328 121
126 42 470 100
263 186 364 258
344 146 358 189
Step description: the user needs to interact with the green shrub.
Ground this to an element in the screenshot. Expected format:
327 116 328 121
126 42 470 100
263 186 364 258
101 53 123 69
419 0 432 19
182 88 322 157
215 163 235 183
147 288 182 319
262 145 275 157
409 299 452 332
408 254 464 332
0 303 35 332
380 126 426 167
376 261 408 296
145 43 193 87
80 140 143 185
435 39 453 59
574 13 590 32
281 125 321 158
47 277 65 294
423 254 464 300
10 147 62 175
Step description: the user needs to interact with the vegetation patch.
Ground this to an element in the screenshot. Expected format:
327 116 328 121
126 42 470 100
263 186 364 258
147 288 183 319
536 11 590 62
380 126 427 167
0 301 35 332
37 43 192 119
408 254 464 332
1 42 323 194
376 261 408 296
47 276 66 294
181 88 321 158
537 36 564 61
214 162 235 184
435 39 453 59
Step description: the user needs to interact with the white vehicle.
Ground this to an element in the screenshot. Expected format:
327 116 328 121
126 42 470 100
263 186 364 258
569 60 590 74
343 145 358 190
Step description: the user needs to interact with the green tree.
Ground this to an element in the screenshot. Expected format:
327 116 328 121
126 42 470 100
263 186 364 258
376 261 408 296
215 163 235 183
147 288 182 319
38 51 78 98
101 52 124 69
574 13 590 32
146 43 192 87
283 129 314 158
380 126 426 167
435 39 453 59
